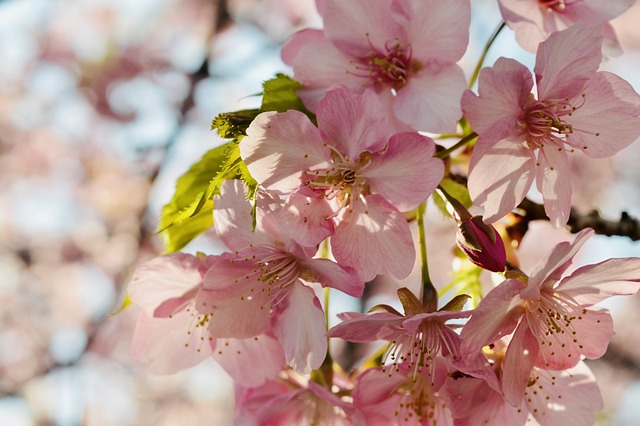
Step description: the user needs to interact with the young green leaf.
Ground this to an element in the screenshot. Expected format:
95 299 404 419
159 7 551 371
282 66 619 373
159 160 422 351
157 143 231 253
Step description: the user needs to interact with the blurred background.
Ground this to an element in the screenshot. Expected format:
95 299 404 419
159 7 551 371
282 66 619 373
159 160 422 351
1 0 639 424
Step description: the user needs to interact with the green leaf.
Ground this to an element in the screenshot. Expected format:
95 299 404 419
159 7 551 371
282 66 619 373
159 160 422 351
439 177 473 208
260 73 311 117
211 109 260 139
160 201 214 253
439 256 484 307
432 190 451 218
158 143 231 253
161 73 308 253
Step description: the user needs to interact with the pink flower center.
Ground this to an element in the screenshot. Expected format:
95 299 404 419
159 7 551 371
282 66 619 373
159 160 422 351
524 290 587 365
387 372 442 423
519 93 594 151
385 320 458 383
305 149 371 210
348 38 421 91
229 245 302 310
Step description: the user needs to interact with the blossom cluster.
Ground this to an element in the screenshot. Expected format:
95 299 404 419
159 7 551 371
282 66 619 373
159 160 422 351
127 0 640 424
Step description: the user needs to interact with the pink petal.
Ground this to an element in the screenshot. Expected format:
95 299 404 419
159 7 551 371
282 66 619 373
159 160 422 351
499 0 549 52
452 351 502 395
526 228 593 295
200 258 273 338
394 63 467 133
281 28 324 65
201 253 253 291
240 110 330 193
316 86 391 160
272 284 327 373
128 253 203 315
502 322 540 406
461 58 533 143
322 0 404 57
568 72 640 158
468 136 535 224
535 23 603 100
565 0 634 23
299 257 364 297
327 312 405 342
535 146 572 227
362 132 443 211
460 279 526 358
440 376 491 419
556 258 640 306
353 367 406 406
526 362 603 426
441 376 526 425
289 37 364 111
153 288 197 318
132 310 212 374
535 308 613 370
280 187 334 248
392 0 470 63
213 180 273 250
213 334 285 388
331 195 415 281
402 310 472 331
203 285 273 339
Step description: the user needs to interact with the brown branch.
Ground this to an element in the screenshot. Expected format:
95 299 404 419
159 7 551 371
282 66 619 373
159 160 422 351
507 198 640 243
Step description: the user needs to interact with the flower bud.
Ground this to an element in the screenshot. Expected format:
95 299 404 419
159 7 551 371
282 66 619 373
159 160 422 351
456 216 506 272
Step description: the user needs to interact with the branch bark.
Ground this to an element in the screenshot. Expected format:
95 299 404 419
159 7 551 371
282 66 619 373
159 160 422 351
507 198 640 242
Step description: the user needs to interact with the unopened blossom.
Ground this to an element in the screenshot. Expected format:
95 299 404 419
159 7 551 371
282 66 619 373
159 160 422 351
198 180 363 373
456 215 507 272
498 0 635 54
328 288 471 380
441 340 603 425
241 85 444 281
460 228 640 405
282 0 470 132
463 23 640 226
127 252 285 387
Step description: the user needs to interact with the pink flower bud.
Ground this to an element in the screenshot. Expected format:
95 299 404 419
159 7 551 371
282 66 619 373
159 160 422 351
456 216 506 272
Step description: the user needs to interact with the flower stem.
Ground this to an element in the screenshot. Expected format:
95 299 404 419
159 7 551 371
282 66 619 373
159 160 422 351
417 202 438 310
436 132 478 159
316 240 334 388
469 21 506 88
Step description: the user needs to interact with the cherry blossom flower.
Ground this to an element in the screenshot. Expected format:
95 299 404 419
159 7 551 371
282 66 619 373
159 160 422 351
441 340 603 425
328 288 471 380
460 228 640 405
127 252 285 387
197 180 363 373
498 0 635 55
241 85 444 281
234 373 356 425
463 23 640 226
281 0 470 133
352 358 453 425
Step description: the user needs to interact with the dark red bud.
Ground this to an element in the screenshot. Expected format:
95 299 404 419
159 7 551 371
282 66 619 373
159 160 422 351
456 216 506 272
